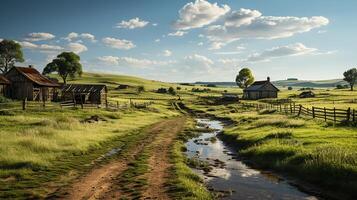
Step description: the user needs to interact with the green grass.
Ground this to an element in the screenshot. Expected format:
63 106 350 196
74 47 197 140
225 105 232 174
169 119 213 200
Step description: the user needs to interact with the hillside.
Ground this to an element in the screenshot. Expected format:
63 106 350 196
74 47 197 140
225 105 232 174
196 79 347 88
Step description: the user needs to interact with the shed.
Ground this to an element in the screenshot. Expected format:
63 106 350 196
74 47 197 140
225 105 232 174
0 75 10 96
4 66 60 101
115 84 130 90
61 84 108 105
299 91 315 98
243 77 279 100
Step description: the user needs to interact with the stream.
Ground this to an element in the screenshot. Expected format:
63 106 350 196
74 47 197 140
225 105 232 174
185 118 320 200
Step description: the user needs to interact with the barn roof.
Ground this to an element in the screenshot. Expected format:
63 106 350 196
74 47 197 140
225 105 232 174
10 67 60 87
0 75 10 85
244 80 279 92
62 84 107 93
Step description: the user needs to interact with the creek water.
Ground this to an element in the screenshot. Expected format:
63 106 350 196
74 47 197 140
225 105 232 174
185 119 319 200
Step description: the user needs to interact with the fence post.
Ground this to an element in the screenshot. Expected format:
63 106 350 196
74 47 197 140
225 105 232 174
353 109 356 122
22 98 27 110
324 107 327 121
117 101 119 109
298 105 302 116
333 107 336 123
293 102 296 113
312 106 315 118
279 104 282 112
347 107 351 122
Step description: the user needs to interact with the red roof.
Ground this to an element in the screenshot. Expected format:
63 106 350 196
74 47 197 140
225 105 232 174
11 67 60 87
0 75 10 84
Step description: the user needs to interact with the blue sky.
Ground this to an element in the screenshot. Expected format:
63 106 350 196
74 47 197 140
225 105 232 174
1 0 356 82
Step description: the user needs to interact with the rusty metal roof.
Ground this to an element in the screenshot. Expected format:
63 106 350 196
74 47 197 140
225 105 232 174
11 67 60 87
0 75 10 84
62 84 107 93
244 80 279 92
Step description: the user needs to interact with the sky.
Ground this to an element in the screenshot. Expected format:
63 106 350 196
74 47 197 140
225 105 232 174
1 0 357 82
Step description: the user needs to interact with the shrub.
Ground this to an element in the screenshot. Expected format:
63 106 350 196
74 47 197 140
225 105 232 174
176 86 181 90
288 86 293 90
168 87 176 95
0 96 11 103
157 88 167 93
137 85 145 93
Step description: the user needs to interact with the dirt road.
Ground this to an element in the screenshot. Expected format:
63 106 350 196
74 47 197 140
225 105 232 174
50 117 186 200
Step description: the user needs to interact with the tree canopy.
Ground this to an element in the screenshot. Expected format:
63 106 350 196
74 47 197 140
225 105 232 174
343 68 357 91
235 68 255 89
43 52 82 84
0 39 24 73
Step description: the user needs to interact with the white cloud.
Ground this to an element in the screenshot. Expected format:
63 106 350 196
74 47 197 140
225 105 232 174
19 41 63 53
64 32 96 42
67 42 88 54
198 42 204 46
155 39 160 42
246 43 317 62
174 0 230 30
97 56 175 68
224 8 261 27
116 17 149 29
184 54 214 72
214 51 242 55
208 41 226 50
163 50 172 57
168 31 187 37
152 23 158 26
102 37 135 49
206 15 329 44
25 32 55 41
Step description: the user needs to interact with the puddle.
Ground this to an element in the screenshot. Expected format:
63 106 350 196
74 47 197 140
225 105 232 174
185 119 320 200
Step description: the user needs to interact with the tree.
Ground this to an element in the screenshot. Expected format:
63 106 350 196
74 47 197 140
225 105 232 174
168 87 176 95
235 68 254 89
43 52 82 84
288 86 293 90
137 85 145 93
343 68 357 91
0 39 24 73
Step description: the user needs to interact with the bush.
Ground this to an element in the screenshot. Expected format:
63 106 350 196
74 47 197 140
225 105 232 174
0 96 11 103
288 86 293 90
137 86 145 93
157 88 167 93
168 87 176 95
176 86 181 90
206 84 216 87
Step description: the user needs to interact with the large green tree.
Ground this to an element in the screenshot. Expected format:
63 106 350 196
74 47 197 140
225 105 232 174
236 68 255 89
43 52 82 84
343 68 357 91
0 39 24 73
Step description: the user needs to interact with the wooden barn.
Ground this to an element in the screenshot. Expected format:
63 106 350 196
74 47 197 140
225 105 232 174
0 75 10 96
243 77 279 100
61 84 108 105
4 66 60 101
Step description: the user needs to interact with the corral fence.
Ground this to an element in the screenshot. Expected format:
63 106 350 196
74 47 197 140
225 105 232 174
0 98 154 112
240 101 357 124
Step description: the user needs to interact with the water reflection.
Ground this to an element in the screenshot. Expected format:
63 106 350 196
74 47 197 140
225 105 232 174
185 119 320 200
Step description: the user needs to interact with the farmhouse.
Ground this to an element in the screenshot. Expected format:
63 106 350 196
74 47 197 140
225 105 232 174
4 66 60 101
0 75 10 96
61 84 108 105
243 77 279 100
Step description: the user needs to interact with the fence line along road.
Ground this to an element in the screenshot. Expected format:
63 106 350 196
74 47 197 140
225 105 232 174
240 101 357 124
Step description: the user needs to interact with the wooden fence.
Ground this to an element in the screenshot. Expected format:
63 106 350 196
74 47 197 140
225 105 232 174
240 102 357 124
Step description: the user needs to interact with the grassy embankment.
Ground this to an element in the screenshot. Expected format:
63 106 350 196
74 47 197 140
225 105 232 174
184 90 357 199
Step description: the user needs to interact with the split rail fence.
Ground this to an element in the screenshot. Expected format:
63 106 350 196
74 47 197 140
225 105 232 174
240 102 357 124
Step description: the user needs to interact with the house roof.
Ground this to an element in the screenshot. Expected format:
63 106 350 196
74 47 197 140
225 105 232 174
9 67 60 87
0 75 10 85
244 80 279 92
62 84 107 93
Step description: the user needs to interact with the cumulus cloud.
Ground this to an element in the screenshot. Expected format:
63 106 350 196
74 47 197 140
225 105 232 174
224 8 261 27
246 43 317 62
19 41 63 53
206 15 329 45
184 54 214 72
116 17 149 29
168 31 187 37
67 42 88 54
25 32 55 41
174 0 230 30
155 39 160 42
102 37 135 49
97 56 175 68
64 32 96 42
163 50 172 57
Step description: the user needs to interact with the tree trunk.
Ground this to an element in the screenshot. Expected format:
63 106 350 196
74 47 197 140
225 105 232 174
351 84 354 91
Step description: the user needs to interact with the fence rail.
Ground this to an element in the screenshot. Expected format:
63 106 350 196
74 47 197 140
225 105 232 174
240 101 357 124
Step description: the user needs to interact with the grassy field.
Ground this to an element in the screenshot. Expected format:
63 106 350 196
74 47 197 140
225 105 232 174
2 72 357 199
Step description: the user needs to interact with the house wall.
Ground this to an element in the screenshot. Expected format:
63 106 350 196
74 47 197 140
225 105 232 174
62 88 107 105
5 69 34 100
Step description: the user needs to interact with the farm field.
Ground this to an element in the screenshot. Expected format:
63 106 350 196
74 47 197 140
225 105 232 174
1 72 357 199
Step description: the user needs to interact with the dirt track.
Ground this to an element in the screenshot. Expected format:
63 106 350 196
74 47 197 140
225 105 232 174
50 117 186 200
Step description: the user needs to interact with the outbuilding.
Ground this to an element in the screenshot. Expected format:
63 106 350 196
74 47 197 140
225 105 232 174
0 75 10 96
4 66 60 101
243 77 279 100
61 84 108 105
